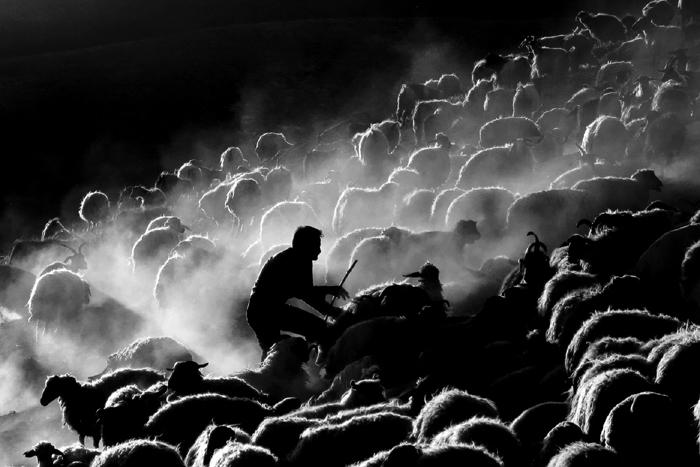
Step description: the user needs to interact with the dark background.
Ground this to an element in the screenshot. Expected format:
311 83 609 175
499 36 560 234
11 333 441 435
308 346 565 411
0 0 651 251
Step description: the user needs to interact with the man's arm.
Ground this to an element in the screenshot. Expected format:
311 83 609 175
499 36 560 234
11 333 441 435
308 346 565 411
298 285 349 316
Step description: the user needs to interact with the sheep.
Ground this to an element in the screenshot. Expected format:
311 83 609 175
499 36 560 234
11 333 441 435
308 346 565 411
262 166 293 206
225 177 263 230
642 0 677 25
456 142 534 194
388 167 422 199
287 378 385 419
325 227 384 283
93 336 195 376
512 82 540 119
655 337 700 409
466 78 495 114
576 11 627 44
505 188 595 256
79 191 111 229
565 309 683 374
297 176 342 229
155 171 195 202
220 146 248 176
91 440 185 467
396 189 436 231
652 79 693 123
165 360 269 403
643 111 687 162
431 417 522 467
445 187 515 239
28 268 91 334
412 388 499 444
578 336 645 366
24 441 100 467
256 132 292 164
484 87 516 121
534 422 586 467
145 394 274 456
185 424 252 467
632 15 685 66
571 169 662 214
538 270 601 320
509 401 569 461
332 182 398 235
413 100 463 146
520 36 570 80
199 180 235 224
595 61 635 90
546 441 618 467
571 353 651 396
596 91 621 118
40 368 164 446
395 83 442 126
252 416 320 461
94 382 167 447
407 146 451 189
289 412 413 467
580 115 629 163
355 442 504 467
119 185 167 210
41 217 74 242
130 217 187 273
495 55 532 90
430 188 464 228
259 201 320 249
601 391 699 466
37 241 88 277
235 336 314 401
479 117 542 148
208 443 278 467
472 53 510 86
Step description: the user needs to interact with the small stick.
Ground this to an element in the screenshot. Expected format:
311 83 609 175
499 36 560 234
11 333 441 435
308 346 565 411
330 259 358 307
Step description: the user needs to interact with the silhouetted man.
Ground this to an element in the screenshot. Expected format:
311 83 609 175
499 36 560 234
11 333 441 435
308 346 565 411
246 225 349 359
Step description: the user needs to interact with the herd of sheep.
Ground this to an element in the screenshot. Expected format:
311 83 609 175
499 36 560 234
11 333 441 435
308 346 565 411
2 1 700 465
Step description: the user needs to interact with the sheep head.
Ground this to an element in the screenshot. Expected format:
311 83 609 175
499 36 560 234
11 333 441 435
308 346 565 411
342 378 386 406
631 169 662 191
454 219 480 246
40 375 79 406
23 442 63 462
166 360 207 391
565 234 592 263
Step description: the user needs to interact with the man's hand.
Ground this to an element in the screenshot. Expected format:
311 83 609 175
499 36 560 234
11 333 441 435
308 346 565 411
327 285 350 300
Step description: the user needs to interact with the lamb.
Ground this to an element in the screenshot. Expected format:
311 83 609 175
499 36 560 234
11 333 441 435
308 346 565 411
601 391 699 466
412 388 499 444
225 177 263 230
332 182 398 235
576 11 627 44
93 336 195 376
79 191 111 229
40 368 164 446
209 443 278 467
568 368 652 439
479 117 542 148
289 412 413 467
235 336 315 401
256 132 292 164
445 187 515 239
259 201 320 249
185 424 252 467
456 142 534 194
145 394 275 456
24 441 100 467
547 441 618 467
571 169 662 214
431 417 522 467
407 146 451 188
564 309 682 374
91 440 185 467
165 360 269 403
396 189 436 231
512 82 540 118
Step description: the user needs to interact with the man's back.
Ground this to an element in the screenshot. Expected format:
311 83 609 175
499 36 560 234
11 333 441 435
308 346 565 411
250 247 313 308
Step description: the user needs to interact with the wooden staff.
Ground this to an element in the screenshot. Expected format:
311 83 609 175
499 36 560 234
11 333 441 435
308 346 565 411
330 259 358 307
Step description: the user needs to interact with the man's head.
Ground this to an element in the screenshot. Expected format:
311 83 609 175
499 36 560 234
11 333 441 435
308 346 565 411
292 225 323 261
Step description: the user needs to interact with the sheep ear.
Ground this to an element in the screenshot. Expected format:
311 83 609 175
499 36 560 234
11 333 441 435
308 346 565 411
350 380 358 388
52 447 64 456
197 362 209 369
24 450 36 458
166 367 174 372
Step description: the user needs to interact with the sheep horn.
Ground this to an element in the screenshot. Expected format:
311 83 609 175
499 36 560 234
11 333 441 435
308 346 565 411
197 362 209 369
527 231 547 252
577 219 592 228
